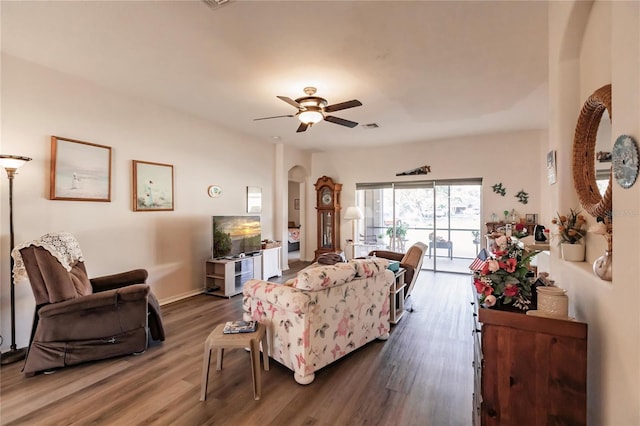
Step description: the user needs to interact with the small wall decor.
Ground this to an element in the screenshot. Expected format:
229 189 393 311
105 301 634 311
207 185 222 198
50 136 112 202
294 198 300 210
132 160 174 211
491 183 506 196
396 165 431 176
525 213 538 224
515 190 529 204
612 134 639 189
547 150 557 185
247 186 262 213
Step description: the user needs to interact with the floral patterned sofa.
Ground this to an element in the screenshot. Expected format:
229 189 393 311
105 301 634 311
243 258 394 384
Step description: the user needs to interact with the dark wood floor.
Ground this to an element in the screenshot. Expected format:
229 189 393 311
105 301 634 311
0 266 474 425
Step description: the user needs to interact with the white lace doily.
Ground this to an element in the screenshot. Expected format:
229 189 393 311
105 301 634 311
11 232 84 284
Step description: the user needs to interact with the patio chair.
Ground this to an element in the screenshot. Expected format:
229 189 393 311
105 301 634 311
368 241 427 298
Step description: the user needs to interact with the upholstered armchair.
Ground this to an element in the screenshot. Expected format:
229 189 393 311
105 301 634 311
13 232 165 376
368 241 427 298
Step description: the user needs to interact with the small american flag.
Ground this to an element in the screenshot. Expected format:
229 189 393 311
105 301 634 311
469 249 489 272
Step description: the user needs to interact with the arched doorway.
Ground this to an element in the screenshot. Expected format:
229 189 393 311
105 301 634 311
287 165 307 267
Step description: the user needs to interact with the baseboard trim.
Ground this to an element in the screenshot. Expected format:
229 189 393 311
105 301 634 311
159 289 206 306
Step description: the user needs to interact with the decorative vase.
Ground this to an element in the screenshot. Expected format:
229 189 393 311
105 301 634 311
593 250 613 281
561 243 585 262
536 287 569 318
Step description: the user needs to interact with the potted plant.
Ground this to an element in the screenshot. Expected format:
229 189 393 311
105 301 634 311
386 220 408 240
551 209 587 261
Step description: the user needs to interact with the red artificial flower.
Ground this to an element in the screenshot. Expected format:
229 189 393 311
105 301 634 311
493 250 506 257
515 223 525 231
474 278 494 296
504 258 517 273
504 284 519 297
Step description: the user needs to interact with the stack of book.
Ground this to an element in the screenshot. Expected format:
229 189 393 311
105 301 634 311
222 320 258 334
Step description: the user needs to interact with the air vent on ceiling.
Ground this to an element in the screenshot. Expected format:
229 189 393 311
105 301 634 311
362 123 379 129
202 0 232 10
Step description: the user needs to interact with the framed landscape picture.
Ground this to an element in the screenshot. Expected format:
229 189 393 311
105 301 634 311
50 136 112 201
132 160 174 211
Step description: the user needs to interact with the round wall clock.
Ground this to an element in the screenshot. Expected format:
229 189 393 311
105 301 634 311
612 134 639 189
207 185 222 198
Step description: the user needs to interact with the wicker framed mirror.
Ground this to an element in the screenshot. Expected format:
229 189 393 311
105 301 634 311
572 84 612 218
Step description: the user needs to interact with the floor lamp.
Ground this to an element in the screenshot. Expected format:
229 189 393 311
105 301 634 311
344 206 363 258
0 154 32 365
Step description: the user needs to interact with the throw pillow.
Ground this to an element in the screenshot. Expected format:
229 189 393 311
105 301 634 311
350 258 390 278
292 262 357 291
317 252 345 265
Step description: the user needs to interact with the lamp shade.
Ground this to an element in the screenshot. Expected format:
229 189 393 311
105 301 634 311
298 109 324 124
344 206 363 220
0 155 32 170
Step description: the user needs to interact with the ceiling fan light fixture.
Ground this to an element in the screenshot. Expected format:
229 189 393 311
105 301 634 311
256 87 362 132
298 109 324 125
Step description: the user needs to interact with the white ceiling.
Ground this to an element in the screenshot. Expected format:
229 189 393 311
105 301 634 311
1 0 549 151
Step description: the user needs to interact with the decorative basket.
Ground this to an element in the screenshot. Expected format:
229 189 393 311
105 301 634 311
261 241 281 249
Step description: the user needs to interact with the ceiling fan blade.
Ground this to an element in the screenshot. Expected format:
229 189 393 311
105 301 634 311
324 99 362 113
277 96 301 109
296 122 310 133
253 114 295 121
325 115 358 128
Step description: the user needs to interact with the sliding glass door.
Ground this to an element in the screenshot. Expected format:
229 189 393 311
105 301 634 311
356 179 481 274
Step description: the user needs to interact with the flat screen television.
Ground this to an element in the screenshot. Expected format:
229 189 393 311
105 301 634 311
212 215 261 259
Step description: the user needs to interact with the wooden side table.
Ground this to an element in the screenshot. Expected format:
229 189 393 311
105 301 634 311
389 268 406 324
200 322 269 401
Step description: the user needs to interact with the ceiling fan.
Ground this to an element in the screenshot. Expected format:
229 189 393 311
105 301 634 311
254 87 362 133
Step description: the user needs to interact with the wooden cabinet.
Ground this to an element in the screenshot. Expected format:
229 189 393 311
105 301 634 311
205 255 262 298
475 307 587 425
471 298 482 425
485 221 536 236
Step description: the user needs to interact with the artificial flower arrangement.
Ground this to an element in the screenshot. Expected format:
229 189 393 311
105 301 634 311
473 235 540 310
551 208 587 244
512 222 528 238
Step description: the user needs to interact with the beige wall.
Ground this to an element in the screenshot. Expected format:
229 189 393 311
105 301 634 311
311 130 545 259
548 1 639 424
0 54 279 350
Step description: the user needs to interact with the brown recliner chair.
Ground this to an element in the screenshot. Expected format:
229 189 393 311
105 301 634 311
368 241 427 298
15 234 165 376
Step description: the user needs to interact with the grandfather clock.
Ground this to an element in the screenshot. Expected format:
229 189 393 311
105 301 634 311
314 176 342 260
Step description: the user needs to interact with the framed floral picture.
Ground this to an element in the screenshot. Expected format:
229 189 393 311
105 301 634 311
50 136 112 201
132 160 174 211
